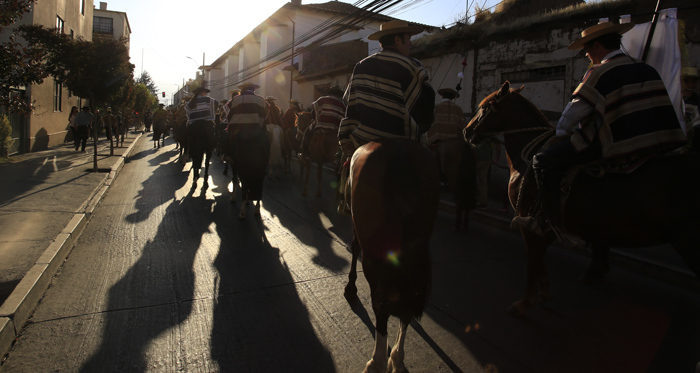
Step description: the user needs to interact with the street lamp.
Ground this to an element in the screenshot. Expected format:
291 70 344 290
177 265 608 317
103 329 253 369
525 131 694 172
186 55 205 84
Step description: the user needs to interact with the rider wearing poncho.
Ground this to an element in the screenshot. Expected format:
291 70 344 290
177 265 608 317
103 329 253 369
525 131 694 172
299 87 346 159
336 20 435 214
513 21 687 233
185 86 219 150
425 88 467 147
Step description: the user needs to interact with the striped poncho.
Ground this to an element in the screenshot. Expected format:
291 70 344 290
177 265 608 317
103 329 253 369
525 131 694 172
226 91 269 130
570 54 686 158
311 96 346 130
425 100 467 146
338 48 435 147
185 95 219 124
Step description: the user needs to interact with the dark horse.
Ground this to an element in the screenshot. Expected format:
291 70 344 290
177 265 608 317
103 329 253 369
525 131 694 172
344 139 440 372
187 120 215 193
296 112 339 197
430 137 477 230
173 105 189 164
464 82 700 316
153 120 167 148
231 124 270 218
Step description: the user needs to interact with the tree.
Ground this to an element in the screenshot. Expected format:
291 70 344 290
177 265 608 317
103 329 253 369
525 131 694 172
133 83 155 116
1 0 70 115
135 71 159 97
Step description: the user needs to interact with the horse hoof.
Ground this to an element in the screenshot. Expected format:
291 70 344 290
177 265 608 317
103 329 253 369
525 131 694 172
344 286 359 305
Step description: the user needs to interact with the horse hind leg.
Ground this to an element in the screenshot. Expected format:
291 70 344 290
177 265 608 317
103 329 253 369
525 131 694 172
344 235 361 304
365 307 389 373
254 200 262 217
508 231 555 316
387 318 411 373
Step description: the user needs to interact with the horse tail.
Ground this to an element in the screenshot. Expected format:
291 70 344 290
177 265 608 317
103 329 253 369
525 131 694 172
269 125 283 166
353 140 440 321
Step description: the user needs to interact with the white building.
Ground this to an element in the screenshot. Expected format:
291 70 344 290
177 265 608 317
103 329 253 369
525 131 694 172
92 2 131 49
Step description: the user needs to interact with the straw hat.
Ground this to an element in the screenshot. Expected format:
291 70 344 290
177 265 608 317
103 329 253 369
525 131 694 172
438 87 459 99
192 86 210 94
238 82 260 90
682 67 699 78
568 21 635 50
368 20 424 41
289 99 300 104
266 96 277 101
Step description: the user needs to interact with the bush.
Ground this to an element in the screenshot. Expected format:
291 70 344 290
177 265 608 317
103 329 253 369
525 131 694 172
0 114 15 158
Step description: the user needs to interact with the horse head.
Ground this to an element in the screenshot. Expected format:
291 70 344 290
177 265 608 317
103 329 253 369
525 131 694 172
295 111 313 134
463 81 524 144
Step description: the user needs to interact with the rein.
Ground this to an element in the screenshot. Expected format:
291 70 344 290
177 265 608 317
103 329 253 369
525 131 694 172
478 127 554 163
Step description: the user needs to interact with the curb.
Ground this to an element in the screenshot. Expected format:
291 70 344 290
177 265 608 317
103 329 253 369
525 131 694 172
0 133 142 357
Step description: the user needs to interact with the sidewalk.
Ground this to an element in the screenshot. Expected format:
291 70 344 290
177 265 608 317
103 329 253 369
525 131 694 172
0 132 142 355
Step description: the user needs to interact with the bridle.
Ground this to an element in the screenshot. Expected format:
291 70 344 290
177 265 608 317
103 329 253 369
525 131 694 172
467 91 554 163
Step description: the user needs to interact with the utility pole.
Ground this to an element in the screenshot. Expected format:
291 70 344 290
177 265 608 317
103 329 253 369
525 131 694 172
287 16 296 101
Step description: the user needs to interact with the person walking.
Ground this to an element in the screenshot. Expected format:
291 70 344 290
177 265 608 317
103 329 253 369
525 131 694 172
68 106 79 150
74 106 94 152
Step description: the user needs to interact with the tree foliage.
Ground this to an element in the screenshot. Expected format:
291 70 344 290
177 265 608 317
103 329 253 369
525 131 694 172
136 71 159 97
133 83 156 115
1 0 70 115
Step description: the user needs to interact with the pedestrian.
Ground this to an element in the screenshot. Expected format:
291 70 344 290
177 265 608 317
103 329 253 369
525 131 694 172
337 20 435 213
513 21 687 234
102 107 117 148
74 106 94 152
68 106 79 149
424 87 466 147
474 138 496 209
144 109 152 132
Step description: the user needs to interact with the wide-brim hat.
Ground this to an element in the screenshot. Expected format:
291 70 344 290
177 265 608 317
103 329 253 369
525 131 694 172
568 21 635 51
192 86 210 94
158 103 165 107
682 67 699 78
82 106 90 110
368 20 425 41
289 99 300 104
438 87 459 99
106 107 112 112
238 82 260 90
266 96 277 101
326 86 344 96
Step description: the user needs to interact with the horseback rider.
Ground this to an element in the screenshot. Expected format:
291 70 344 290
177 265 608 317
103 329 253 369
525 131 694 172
282 99 301 131
424 88 467 147
337 20 435 214
225 82 268 133
185 85 219 150
299 86 346 160
512 21 687 234
265 96 284 127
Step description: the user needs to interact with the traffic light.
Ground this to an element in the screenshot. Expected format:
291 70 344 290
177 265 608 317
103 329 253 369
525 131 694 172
162 92 166 97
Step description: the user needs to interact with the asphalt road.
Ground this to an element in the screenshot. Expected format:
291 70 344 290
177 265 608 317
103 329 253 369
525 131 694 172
1 135 699 372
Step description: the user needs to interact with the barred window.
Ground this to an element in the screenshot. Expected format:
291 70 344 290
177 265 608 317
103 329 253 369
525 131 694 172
93 16 113 35
53 81 62 112
56 16 64 34
502 65 566 83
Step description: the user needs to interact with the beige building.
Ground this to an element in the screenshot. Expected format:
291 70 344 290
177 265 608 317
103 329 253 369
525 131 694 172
1 0 94 152
203 0 432 108
93 2 131 49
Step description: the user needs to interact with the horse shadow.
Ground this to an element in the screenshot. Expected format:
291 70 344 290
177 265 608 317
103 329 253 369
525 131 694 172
209 196 336 371
80 196 214 372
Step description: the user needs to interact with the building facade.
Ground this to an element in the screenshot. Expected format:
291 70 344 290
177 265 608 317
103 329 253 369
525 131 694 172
93 2 131 49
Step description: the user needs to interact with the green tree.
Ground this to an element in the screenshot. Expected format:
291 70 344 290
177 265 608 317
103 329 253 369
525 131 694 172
133 83 155 116
1 0 70 115
135 71 159 97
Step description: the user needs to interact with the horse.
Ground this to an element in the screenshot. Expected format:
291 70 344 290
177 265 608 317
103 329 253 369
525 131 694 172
463 81 700 316
343 139 440 373
266 123 284 179
232 124 270 218
173 106 189 165
152 120 167 148
296 112 339 197
282 126 300 175
430 137 477 231
187 120 215 193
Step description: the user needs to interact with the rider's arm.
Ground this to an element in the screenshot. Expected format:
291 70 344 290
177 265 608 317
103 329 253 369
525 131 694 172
411 82 436 133
556 98 593 137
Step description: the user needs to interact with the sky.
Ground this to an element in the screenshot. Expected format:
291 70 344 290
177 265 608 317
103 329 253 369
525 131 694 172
112 0 504 103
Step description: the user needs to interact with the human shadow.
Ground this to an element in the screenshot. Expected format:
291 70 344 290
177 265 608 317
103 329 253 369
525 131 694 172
80 196 214 372
209 198 336 372
30 127 49 152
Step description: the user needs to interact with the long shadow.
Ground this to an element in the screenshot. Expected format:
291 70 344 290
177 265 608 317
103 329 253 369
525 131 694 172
249 161 351 274
81 195 214 372
209 199 336 371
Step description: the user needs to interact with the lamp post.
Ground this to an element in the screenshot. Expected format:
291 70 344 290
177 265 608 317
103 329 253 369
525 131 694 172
287 16 295 101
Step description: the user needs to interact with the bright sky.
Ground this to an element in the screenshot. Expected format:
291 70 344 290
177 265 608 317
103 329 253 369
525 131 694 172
115 0 503 103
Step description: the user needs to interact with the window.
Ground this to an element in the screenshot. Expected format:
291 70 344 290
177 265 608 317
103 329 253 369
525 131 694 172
81 0 85 15
53 81 62 112
93 16 113 35
501 65 566 83
56 16 64 34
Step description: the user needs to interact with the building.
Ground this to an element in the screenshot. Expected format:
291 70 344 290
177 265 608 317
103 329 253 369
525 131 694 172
1 0 94 153
202 0 432 107
93 2 131 49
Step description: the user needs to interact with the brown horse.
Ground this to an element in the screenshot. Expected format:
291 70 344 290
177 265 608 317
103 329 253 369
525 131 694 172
296 112 338 197
464 81 700 316
281 127 300 175
344 139 440 372
430 137 477 231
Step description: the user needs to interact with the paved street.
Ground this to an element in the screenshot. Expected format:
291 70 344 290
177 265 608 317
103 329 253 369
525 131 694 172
1 135 699 372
